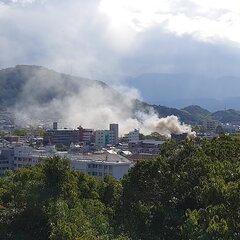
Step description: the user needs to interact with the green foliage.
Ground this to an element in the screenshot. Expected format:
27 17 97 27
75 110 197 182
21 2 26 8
119 137 240 239
13 128 28 136
0 131 8 138
2 136 240 239
0 156 128 240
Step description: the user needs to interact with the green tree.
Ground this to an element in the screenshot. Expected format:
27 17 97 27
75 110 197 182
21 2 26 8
13 128 28 136
0 156 129 240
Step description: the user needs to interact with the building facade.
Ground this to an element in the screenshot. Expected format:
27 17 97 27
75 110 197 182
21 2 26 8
109 123 119 145
95 130 116 147
0 145 131 180
128 129 140 142
0 148 14 177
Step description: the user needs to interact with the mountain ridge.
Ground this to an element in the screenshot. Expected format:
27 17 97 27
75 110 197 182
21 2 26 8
125 72 240 111
0 65 239 126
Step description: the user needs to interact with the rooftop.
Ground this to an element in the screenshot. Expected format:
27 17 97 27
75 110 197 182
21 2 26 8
67 153 131 164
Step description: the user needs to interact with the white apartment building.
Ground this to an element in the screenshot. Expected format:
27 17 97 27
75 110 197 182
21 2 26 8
95 130 116 147
128 129 140 142
5 145 131 180
13 145 55 170
70 153 130 180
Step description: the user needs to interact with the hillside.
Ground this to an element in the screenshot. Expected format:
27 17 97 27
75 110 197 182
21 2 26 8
125 73 240 111
211 109 240 123
0 65 239 127
0 65 146 127
0 65 112 107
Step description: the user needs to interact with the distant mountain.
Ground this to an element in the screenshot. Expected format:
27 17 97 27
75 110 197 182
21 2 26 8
0 65 149 126
150 105 192 122
0 65 240 127
181 105 211 123
211 109 240 124
125 73 240 111
0 65 112 107
151 104 240 124
149 104 213 124
182 105 211 117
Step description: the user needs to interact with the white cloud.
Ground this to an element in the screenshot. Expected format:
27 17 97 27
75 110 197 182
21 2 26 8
1 0 240 81
99 0 240 44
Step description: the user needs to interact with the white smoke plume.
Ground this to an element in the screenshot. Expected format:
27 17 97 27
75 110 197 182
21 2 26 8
138 112 196 138
12 66 195 138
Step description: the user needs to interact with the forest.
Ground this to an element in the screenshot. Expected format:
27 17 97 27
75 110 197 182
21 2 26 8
1 135 240 239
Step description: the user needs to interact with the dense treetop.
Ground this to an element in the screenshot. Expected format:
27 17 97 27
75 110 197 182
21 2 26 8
1 135 240 239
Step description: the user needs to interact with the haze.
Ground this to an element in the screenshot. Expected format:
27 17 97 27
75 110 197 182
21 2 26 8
1 0 240 109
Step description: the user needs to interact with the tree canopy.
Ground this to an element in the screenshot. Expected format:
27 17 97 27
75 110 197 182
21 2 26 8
1 135 240 239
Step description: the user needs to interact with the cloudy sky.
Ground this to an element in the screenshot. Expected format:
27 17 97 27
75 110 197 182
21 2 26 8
1 0 240 82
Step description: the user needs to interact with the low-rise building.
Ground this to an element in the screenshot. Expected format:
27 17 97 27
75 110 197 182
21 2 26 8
95 130 116 147
128 129 139 142
171 133 188 142
77 126 94 143
70 153 130 180
1 145 131 180
0 148 14 177
128 139 164 155
43 128 78 147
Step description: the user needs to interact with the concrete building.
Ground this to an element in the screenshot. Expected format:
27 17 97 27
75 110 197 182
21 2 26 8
110 123 119 145
171 133 188 142
0 148 14 177
95 130 115 147
53 122 58 130
128 139 164 155
1 145 131 180
70 153 130 180
128 129 140 142
205 121 218 132
77 126 94 143
13 145 54 170
44 123 95 147
43 128 78 147
4 135 28 143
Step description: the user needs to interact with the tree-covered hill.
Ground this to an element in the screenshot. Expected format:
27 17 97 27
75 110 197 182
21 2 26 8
211 109 240 123
0 65 239 125
0 65 112 107
151 104 213 124
182 105 211 118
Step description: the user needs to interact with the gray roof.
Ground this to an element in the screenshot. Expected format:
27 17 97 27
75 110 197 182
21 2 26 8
66 153 131 164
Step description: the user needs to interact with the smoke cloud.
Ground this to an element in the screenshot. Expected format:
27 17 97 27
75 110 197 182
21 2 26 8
12 66 195 138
